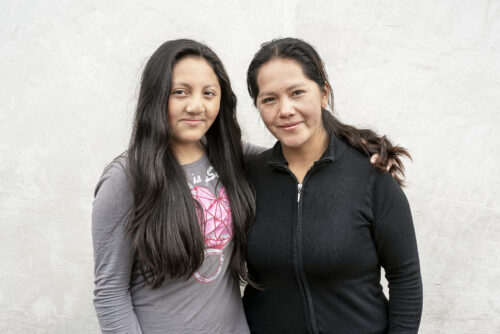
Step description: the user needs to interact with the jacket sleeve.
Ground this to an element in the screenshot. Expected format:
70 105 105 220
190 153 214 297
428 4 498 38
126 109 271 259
242 141 268 157
92 162 143 334
370 172 423 333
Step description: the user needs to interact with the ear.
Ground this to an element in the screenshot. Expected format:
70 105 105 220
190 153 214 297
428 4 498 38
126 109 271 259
321 83 330 109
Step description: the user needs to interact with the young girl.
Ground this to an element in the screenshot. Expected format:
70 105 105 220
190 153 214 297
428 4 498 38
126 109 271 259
92 38 398 334
243 38 422 333
92 39 257 334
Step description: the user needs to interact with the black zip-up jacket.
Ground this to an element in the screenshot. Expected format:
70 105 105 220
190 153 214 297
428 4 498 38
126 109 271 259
243 136 422 334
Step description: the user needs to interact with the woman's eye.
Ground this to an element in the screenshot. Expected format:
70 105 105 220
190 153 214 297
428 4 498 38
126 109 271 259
292 90 305 96
204 91 216 97
262 97 275 104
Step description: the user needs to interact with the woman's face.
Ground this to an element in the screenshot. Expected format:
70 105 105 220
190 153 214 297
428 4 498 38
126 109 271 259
256 58 328 151
168 56 221 149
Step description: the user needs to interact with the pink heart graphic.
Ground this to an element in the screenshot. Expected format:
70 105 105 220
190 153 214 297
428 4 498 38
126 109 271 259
191 186 233 249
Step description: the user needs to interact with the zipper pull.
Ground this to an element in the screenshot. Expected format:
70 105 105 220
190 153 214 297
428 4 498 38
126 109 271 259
297 183 303 203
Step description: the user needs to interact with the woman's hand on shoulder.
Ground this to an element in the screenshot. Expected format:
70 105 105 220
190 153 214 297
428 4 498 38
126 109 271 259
370 154 394 173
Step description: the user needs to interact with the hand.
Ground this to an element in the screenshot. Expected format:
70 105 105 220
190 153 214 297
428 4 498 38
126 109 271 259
370 154 394 173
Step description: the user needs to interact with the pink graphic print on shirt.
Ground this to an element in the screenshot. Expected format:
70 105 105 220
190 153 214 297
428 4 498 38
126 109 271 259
191 185 233 283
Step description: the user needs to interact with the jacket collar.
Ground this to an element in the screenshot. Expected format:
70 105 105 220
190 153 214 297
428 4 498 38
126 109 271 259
268 134 347 168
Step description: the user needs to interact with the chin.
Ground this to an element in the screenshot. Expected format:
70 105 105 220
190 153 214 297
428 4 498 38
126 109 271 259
280 138 307 150
175 135 204 145
177 131 205 142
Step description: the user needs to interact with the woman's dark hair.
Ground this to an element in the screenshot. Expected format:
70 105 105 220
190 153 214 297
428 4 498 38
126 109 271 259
126 39 255 288
247 37 411 185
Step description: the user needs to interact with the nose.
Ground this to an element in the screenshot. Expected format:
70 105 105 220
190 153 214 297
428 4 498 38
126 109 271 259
278 98 295 118
186 95 205 114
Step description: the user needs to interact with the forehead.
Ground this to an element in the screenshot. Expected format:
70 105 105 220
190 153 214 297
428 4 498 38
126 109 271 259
256 58 310 90
172 56 219 84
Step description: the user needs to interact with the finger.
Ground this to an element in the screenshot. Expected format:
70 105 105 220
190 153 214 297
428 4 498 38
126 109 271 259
370 154 379 164
386 160 394 172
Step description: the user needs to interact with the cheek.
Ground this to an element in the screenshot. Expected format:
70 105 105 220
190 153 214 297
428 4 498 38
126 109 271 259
207 99 221 121
258 108 275 127
167 98 180 118
207 111 219 124
305 104 323 126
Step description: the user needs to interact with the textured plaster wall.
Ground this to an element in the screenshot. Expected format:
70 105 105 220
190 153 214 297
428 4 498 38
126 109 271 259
1 0 499 333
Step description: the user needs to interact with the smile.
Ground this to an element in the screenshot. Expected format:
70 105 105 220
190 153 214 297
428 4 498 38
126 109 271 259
181 119 204 125
279 122 302 131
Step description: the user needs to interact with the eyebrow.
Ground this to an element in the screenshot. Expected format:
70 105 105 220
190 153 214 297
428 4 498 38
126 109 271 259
258 83 307 97
172 82 220 89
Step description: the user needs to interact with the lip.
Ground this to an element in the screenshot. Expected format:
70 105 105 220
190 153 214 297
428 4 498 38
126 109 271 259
278 121 302 131
181 119 204 125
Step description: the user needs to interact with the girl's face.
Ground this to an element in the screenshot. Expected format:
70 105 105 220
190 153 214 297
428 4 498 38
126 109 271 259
256 58 329 151
168 56 221 149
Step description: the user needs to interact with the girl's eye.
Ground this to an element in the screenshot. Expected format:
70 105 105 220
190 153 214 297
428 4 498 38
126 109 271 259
292 90 305 96
172 89 187 95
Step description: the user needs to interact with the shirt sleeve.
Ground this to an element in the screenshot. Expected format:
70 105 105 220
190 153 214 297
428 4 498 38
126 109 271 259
242 141 267 157
92 161 143 334
370 172 423 333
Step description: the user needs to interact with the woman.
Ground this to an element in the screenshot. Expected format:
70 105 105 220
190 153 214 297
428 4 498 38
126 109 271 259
92 39 257 334
243 38 423 333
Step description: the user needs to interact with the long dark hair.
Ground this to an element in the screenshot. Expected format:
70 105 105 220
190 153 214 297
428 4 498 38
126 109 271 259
247 38 411 185
126 39 255 288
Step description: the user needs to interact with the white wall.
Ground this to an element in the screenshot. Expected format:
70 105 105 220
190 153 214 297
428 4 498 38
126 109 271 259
1 0 499 333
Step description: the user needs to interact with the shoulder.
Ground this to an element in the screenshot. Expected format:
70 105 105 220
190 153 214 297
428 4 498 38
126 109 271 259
371 170 406 199
333 139 406 202
337 138 372 167
242 141 268 157
244 147 273 173
93 155 133 205
332 138 378 182
92 156 135 238
370 169 410 219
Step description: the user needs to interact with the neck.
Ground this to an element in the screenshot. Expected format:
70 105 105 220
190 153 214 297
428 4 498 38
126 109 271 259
171 141 205 165
282 130 329 183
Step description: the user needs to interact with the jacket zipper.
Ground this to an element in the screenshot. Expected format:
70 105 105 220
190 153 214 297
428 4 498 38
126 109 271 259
273 160 331 334
273 166 314 332
295 177 318 334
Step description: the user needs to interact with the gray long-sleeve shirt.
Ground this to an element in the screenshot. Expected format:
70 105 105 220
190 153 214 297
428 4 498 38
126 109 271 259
92 143 265 334
92 143 265 333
